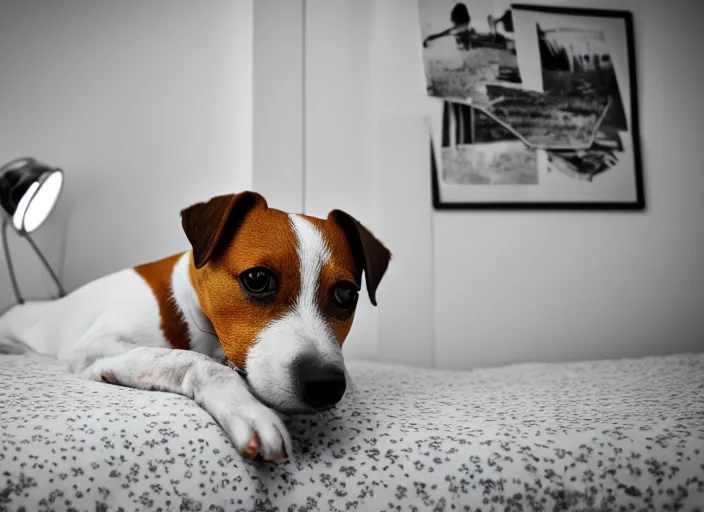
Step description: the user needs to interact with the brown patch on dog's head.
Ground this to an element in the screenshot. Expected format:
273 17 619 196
181 192 301 370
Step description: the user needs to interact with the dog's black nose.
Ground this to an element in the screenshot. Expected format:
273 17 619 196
296 359 346 410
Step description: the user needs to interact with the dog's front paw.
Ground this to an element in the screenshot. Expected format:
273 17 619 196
221 400 292 463
202 387 292 463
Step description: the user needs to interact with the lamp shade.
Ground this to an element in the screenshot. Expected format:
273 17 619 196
0 157 64 234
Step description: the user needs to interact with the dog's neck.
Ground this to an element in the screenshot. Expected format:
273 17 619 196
170 252 225 362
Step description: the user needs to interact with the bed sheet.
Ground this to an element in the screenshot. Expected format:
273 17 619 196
1 352 703 511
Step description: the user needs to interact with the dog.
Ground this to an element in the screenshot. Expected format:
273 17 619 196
0 191 391 463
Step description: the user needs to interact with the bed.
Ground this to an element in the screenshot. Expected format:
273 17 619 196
1 352 703 511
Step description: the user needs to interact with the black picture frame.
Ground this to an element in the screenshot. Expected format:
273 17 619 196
430 4 644 211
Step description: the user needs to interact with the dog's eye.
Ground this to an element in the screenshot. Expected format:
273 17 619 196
332 282 359 310
239 267 278 299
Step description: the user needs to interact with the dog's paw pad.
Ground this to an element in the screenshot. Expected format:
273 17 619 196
99 371 119 384
240 432 260 459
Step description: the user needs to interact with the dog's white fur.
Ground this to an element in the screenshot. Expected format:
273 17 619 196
0 214 345 462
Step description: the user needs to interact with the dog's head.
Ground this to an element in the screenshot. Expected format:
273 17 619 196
180 192 391 414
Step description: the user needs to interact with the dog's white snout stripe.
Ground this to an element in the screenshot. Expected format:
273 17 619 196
288 214 336 351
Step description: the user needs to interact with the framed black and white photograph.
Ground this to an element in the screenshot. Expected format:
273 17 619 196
425 4 644 210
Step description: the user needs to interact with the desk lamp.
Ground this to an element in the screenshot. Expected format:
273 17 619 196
0 157 66 304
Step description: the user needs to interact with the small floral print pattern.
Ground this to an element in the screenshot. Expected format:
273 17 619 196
1 352 703 511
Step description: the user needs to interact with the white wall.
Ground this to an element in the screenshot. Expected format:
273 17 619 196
253 0 304 214
304 0 704 369
0 0 254 309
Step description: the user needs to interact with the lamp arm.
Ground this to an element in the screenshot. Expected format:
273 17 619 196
2 217 25 304
24 232 66 298
1 217 66 304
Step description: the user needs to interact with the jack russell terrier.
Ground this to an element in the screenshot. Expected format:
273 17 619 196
0 191 391 463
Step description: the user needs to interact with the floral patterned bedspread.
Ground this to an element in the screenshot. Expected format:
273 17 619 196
1 352 703 512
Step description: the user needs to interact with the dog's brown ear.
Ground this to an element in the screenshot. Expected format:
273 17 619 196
181 191 267 269
328 210 392 307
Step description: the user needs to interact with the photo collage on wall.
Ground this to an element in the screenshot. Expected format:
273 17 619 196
418 1 644 209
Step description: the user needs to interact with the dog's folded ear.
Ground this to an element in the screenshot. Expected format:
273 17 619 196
328 210 392 307
181 192 267 269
